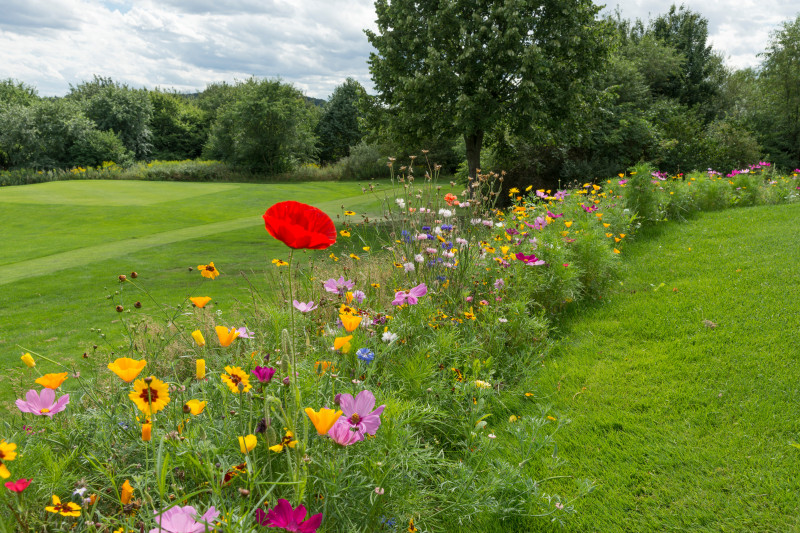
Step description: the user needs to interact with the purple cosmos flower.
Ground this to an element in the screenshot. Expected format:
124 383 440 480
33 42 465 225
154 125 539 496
535 190 547 199
546 211 563 219
335 390 386 438
150 505 219 533
328 418 363 446
252 366 276 383
516 252 546 266
292 300 318 313
323 276 354 296
255 499 322 533
392 283 428 306
554 190 569 200
16 389 69 418
494 278 505 290
236 327 254 339
351 290 366 304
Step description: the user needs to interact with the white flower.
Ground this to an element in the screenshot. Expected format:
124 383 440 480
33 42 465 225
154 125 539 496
396 198 406 208
470 218 482 225
474 380 492 389
382 331 398 343
487 433 496 439
443 251 455 258
434 226 442 234
414 254 424 262
403 262 415 272
438 208 453 218
456 237 468 246
494 222 505 228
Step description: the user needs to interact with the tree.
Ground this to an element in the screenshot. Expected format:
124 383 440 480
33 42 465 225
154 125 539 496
366 0 609 181
203 78 318 173
0 79 38 108
148 90 207 160
316 78 367 163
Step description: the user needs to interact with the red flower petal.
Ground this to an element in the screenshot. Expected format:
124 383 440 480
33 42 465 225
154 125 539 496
263 201 336 250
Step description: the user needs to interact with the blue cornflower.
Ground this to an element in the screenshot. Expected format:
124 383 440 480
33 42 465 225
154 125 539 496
357 348 375 363
421 226 431 231
441 224 453 231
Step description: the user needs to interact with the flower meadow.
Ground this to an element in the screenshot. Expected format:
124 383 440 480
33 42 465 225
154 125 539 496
3 158 799 532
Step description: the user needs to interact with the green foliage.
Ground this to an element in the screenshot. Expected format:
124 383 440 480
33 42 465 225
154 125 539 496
0 78 39 108
316 78 366 163
203 78 318 174
148 90 207 160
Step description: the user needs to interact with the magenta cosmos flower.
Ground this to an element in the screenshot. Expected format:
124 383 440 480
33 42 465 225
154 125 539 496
252 366 276 383
255 499 322 533
391 283 427 306
328 419 362 446
150 505 219 533
16 389 69 417
335 390 386 438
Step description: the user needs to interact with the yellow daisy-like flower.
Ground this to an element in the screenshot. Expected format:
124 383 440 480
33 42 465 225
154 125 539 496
474 380 492 389
344 210 356 216
0 440 17 479
333 335 353 354
362 246 370 252
238 434 257 453
350 253 360 260
564 221 573 228
525 185 533 192
340 313 362 333
269 430 298 453
221 366 252 394
35 372 68 390
272 259 289 267
464 308 476 321
108 358 147 382
45 495 81 517
184 399 207 415
190 296 212 308
121 480 134 504
371 283 380 289
20 353 35 368
197 262 220 279
128 377 170 415
508 187 520 194
215 326 240 347
191 330 206 347
329 253 339 262
305 407 342 435
340 230 351 237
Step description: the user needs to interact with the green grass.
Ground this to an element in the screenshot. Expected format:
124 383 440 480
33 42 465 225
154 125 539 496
517 202 800 531
0 180 386 397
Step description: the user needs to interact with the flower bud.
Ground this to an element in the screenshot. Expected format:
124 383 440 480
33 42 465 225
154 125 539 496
116 305 124 313
130 271 138 278
119 275 127 282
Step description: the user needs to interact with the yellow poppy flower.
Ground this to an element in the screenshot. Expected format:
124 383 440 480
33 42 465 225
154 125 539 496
238 434 257 453
121 480 133 504
20 353 35 368
215 326 240 347
108 358 146 383
314 361 335 375
142 423 152 441
221 366 252 393
190 296 212 308
333 336 353 354
340 314 362 333
564 221 573 228
614 248 621 254
191 330 206 347
603 223 611 228
269 431 298 453
35 372 68 390
350 253 360 260
45 495 81 517
0 440 17 479
196 359 206 379
128 377 170 415
184 399 207 415
305 407 343 435
362 246 370 252
197 262 220 279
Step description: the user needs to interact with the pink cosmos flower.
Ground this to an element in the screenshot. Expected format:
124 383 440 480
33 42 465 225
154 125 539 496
16 389 69 417
334 390 386 438
255 499 322 533
516 252 546 266
236 327 254 339
546 211 563 219
5 479 31 493
328 419 362 446
292 300 318 313
323 276 354 295
392 283 428 306
150 505 219 533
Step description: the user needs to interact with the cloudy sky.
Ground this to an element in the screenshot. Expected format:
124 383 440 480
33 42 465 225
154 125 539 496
0 0 797 100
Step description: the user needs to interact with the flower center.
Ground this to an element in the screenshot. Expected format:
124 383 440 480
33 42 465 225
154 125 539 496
349 413 361 425
205 265 216 272
53 503 71 513
230 374 241 385
139 387 159 404
40 408 50 414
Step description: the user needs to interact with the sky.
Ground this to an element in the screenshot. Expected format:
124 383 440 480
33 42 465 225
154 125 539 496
0 0 797 100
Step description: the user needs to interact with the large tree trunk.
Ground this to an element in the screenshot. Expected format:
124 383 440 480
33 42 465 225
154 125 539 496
465 130 484 182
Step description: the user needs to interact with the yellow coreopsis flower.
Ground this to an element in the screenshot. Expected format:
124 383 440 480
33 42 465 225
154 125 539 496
464 308 476 321
340 230 351 237
238 434 257 453
333 335 353 354
215 326 240 347
304 407 343 435
272 259 289 267
269 430 298 453
196 359 206 379
184 399 207 415
129 377 170 415
190 296 212 308
197 262 220 279
35 372 68 390
108 358 147 383
0 440 17 479
121 480 133 505
344 210 356 216
45 495 81 517
20 353 35 368
191 330 206 347
221 366 252 393
340 313 363 333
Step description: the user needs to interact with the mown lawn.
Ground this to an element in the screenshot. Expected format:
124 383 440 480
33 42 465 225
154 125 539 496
517 202 800 531
0 180 385 399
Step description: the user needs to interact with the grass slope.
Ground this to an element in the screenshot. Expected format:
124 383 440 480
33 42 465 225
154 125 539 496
0 180 384 394
526 203 800 531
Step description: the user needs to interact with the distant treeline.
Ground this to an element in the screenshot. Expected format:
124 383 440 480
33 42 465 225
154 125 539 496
2 5 799 188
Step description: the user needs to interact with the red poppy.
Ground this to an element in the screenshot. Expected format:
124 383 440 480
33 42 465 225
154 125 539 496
263 201 337 250
5 478 31 493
